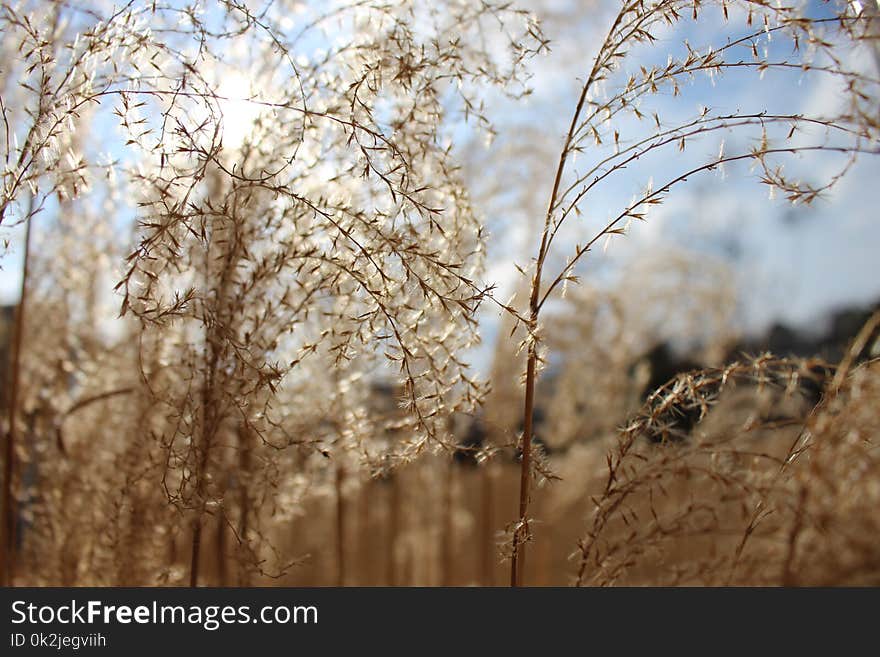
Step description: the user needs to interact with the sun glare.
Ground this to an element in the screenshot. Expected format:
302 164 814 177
215 73 262 149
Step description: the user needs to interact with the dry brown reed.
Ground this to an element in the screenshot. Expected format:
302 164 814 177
572 313 880 585
0 0 878 588
507 0 880 584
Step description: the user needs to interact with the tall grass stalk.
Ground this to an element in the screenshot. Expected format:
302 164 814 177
509 2 879 586
1 202 33 587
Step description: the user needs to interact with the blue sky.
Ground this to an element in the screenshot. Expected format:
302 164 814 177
1 1 878 367
467 0 880 363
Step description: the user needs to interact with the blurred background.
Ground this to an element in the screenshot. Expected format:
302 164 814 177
0 0 878 586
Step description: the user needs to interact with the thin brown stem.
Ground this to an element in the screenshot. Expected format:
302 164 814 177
510 5 631 588
335 463 346 587
511 340 537 587
480 463 494 587
216 512 227 586
440 457 453 587
387 473 399 586
1 206 33 587
237 424 252 587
